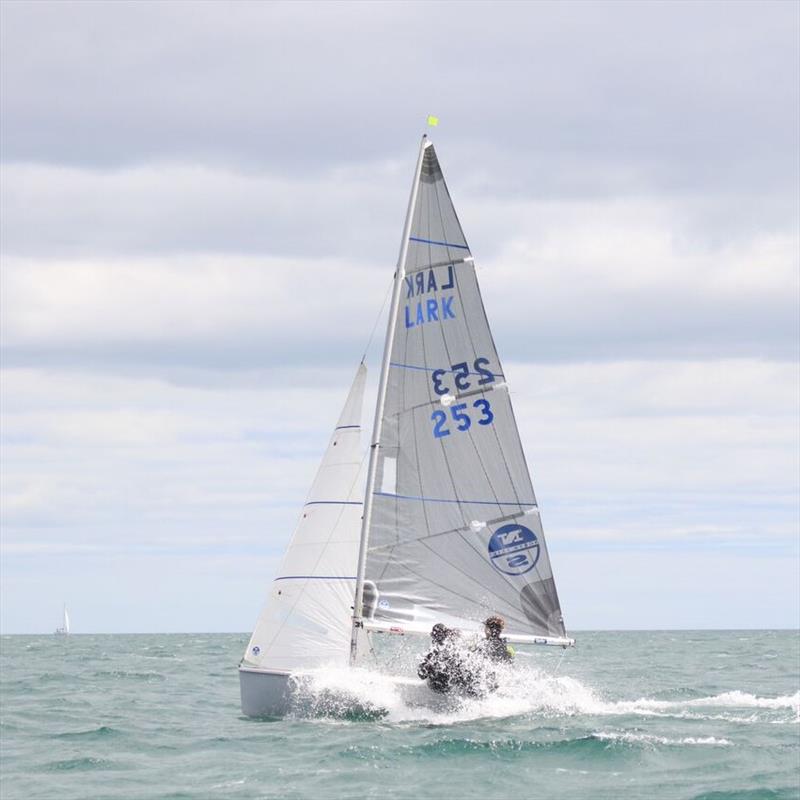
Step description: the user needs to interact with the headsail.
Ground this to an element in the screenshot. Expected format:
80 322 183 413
357 140 569 645
243 363 367 672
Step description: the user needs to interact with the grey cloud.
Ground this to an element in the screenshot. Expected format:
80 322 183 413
2 159 796 262
0 162 408 261
1 1 797 198
486 282 800 363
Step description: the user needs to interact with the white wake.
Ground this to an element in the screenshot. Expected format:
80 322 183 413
288 662 799 725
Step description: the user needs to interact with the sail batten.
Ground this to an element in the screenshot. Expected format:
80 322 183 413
359 140 568 644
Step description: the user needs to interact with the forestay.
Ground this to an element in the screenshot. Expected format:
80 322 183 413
360 142 568 644
243 364 367 672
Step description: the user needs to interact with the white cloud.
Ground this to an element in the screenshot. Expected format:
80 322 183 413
1 252 387 370
2 182 796 371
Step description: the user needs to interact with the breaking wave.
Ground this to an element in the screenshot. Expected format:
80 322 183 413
592 731 733 746
288 663 800 725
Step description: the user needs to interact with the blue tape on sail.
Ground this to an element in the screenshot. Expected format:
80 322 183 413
409 236 470 250
304 500 363 506
274 575 357 582
374 491 535 506
334 425 360 430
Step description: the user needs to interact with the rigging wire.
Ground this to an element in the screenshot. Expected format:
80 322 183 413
361 276 394 364
551 646 568 677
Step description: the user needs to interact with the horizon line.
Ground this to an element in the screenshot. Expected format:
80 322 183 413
2 626 798 636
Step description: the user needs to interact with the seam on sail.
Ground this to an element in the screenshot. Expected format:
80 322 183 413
374 491 535 506
334 425 360 430
409 236 470 249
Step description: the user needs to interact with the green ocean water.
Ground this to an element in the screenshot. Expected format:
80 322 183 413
1 631 798 800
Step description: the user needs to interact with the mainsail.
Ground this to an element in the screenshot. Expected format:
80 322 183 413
355 138 569 648
243 364 366 672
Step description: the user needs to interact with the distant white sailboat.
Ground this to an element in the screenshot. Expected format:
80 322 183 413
240 133 572 717
54 604 70 636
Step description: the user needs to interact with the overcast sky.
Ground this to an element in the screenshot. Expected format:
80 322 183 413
1 0 798 634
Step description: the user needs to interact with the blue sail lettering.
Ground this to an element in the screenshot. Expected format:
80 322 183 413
442 265 454 290
403 288 457 328
441 295 455 319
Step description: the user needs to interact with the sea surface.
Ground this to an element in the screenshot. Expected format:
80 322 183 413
1 631 798 800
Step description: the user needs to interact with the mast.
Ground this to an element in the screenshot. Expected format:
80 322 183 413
350 134 430 664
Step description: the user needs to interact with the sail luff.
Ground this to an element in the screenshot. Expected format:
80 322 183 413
349 134 431 665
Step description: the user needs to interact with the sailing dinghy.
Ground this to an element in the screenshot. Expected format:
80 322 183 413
240 134 573 717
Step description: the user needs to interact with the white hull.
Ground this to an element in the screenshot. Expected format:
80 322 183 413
239 667 293 717
239 665 497 719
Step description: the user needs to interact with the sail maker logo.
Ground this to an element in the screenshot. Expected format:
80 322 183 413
487 523 540 576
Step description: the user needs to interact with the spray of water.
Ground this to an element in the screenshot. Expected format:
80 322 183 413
287 653 800 725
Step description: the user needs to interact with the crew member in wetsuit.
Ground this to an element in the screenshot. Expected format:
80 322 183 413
481 615 515 663
417 623 455 693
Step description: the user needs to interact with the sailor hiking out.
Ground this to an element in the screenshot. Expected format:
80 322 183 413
480 615 515 663
417 624 463 694
418 617 516 697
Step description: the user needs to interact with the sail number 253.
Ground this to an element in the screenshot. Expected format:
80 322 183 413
430 357 496 438
431 399 494 438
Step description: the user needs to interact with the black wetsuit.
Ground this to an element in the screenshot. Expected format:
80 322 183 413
419 642 487 696
417 646 456 694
